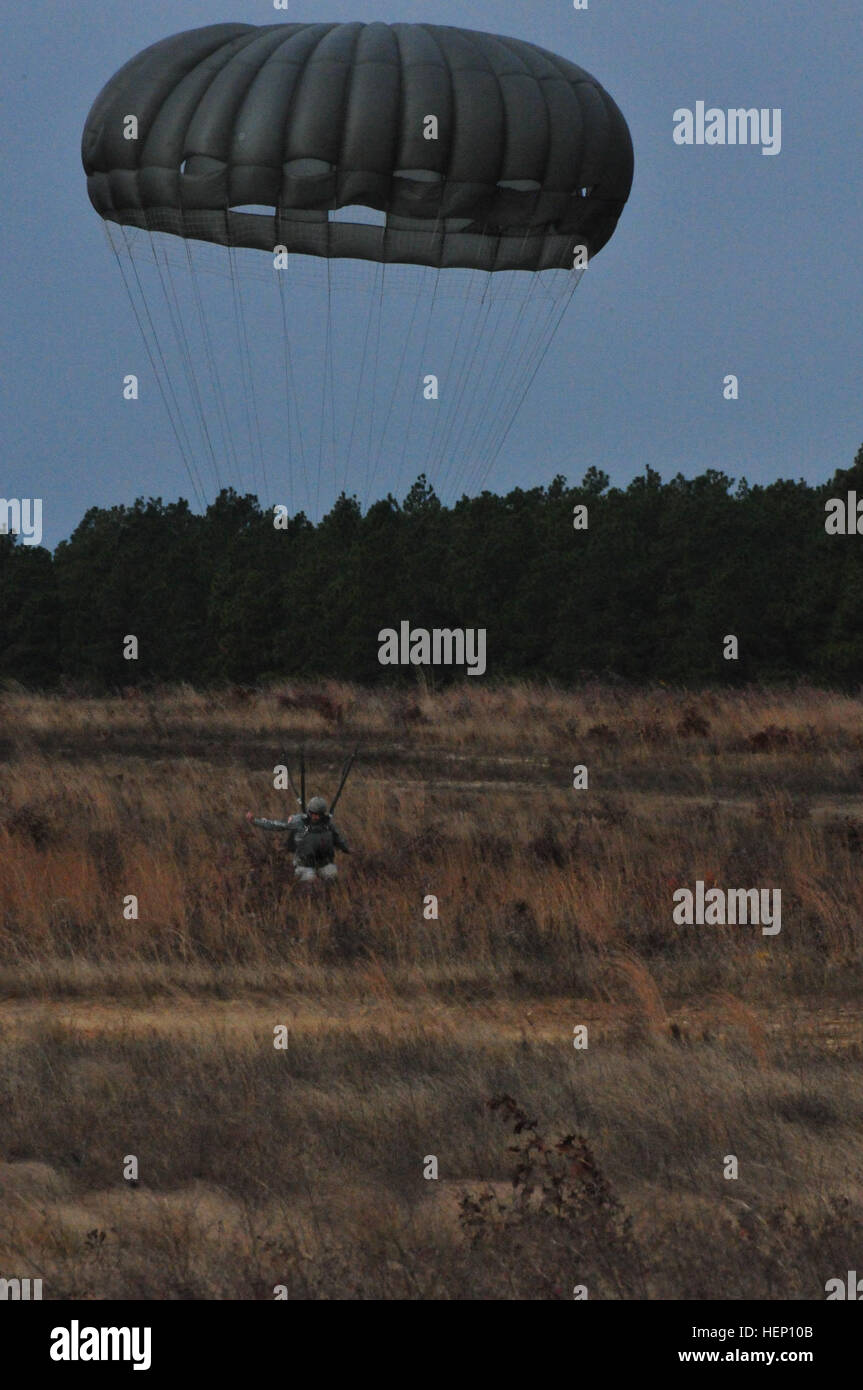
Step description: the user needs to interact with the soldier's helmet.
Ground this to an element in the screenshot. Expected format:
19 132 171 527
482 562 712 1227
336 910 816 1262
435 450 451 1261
307 796 328 820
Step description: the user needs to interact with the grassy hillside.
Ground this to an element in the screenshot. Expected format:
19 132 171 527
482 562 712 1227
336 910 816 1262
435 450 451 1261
1 681 861 1297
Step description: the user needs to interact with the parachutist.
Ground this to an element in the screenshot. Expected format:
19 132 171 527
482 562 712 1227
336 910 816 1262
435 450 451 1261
246 748 356 884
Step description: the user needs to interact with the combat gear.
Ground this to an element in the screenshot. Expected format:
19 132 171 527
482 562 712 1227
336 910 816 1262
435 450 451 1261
250 807 350 871
248 746 357 881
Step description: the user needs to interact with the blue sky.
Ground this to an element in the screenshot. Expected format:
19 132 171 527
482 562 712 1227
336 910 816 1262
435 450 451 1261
4 0 861 547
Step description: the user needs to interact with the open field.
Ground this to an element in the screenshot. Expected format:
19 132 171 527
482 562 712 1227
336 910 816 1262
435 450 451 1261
1 681 862 1298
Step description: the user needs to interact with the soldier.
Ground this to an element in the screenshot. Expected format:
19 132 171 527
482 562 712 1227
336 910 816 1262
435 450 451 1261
245 795 351 882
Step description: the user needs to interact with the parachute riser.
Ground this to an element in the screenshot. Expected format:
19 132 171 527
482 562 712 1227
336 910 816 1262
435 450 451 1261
329 747 358 814
282 745 306 812
280 744 357 814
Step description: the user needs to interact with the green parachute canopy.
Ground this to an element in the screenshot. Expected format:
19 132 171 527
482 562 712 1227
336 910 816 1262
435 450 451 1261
82 23 633 511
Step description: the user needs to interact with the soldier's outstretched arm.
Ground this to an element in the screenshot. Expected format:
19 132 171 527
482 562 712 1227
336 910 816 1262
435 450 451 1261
245 812 298 832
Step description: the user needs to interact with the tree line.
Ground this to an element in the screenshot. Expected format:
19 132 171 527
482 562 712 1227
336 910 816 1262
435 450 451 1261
2 447 863 690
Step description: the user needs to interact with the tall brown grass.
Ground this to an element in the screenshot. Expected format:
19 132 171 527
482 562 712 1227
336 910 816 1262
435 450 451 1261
0 681 861 1298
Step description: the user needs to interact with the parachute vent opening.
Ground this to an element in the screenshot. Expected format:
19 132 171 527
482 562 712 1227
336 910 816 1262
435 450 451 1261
229 205 276 217
180 160 187 175
328 206 386 227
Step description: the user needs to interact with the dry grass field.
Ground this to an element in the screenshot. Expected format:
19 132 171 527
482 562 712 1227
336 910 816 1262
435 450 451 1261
1 680 862 1298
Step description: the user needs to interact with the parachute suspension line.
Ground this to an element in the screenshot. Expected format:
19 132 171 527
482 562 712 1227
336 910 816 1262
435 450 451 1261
362 260 386 507
462 290 557 497
443 226 545 500
442 274 533 498
277 269 309 520
107 224 206 510
316 256 332 518
233 243 270 505
366 260 426 506
441 267 502 500
486 285 569 469
432 268 497 502
183 236 240 487
419 265 482 500
454 272 544 493
274 271 293 519
150 232 223 496
460 301 546 496
393 262 442 503
343 258 381 504
240 249 271 508
470 272 582 496
332 258 349 504
227 244 264 503
475 274 581 489
325 256 339 506
458 264 565 497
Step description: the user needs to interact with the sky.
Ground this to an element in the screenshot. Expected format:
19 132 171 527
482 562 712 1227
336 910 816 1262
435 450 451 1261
3 0 862 548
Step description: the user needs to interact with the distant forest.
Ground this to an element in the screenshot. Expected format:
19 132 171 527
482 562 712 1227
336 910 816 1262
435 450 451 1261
3 448 863 690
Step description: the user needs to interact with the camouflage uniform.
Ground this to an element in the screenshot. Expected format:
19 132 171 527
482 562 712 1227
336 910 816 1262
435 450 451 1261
251 811 350 881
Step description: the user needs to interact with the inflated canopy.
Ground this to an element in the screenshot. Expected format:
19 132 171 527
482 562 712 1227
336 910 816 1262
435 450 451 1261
82 21 633 271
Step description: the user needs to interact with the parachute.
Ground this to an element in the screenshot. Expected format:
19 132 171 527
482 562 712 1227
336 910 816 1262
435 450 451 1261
82 21 633 513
